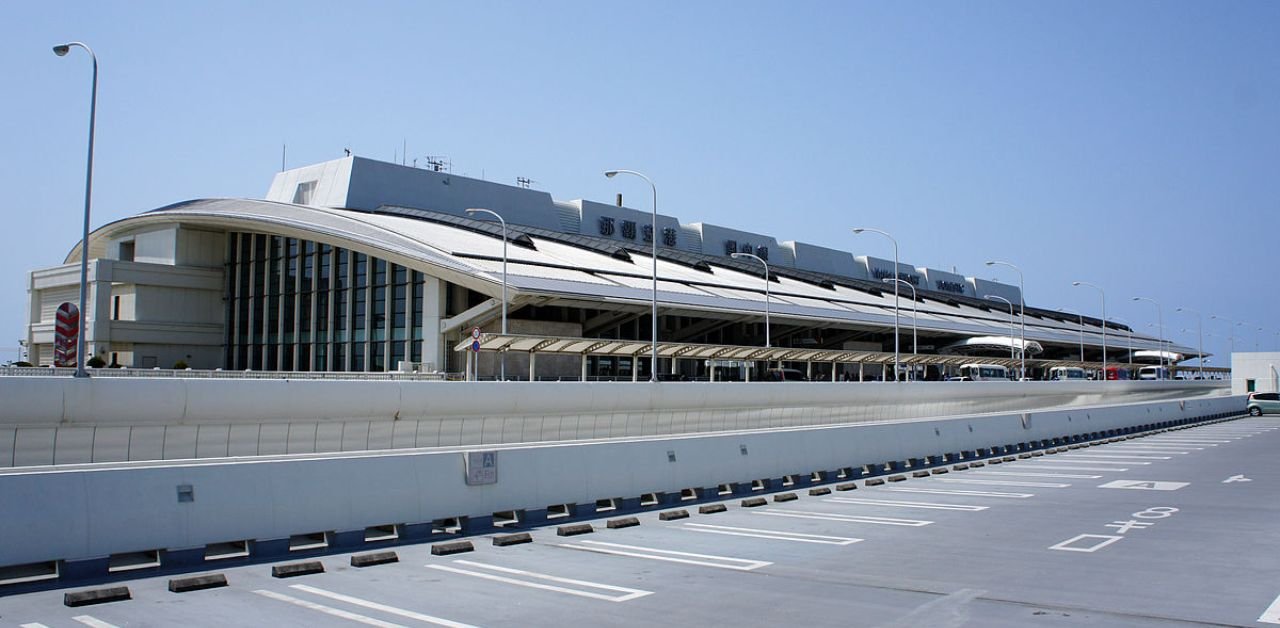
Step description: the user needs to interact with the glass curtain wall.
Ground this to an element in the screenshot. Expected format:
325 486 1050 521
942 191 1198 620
225 232 427 371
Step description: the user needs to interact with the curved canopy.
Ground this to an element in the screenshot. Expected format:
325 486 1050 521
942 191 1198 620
938 335 1044 357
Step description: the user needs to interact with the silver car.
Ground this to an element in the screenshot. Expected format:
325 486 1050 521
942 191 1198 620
1246 392 1280 416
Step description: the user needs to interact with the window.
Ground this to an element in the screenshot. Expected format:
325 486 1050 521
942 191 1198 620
292 180 318 205
118 241 135 262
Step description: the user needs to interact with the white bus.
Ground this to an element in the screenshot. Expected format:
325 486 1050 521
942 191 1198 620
956 364 1009 381
1138 366 1170 380
1048 366 1087 381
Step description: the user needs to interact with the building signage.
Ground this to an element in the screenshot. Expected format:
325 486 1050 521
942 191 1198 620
464 450 498 485
597 216 675 247
935 280 966 294
871 268 919 286
723 241 769 260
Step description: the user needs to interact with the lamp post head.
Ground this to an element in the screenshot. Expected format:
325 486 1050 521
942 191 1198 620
852 228 865 234
1071 281 1082 286
53 44 71 56
985 261 995 266
604 171 618 178
730 252 744 259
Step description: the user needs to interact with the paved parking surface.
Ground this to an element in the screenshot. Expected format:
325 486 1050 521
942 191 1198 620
3 417 1277 627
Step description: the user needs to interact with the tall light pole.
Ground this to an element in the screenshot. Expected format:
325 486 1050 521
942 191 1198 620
466 208 507 381
1132 296 1165 378
1175 307 1204 381
1071 281 1107 377
985 295 1017 364
1058 307 1085 364
853 228 900 381
986 261 1025 379
53 41 98 379
884 278 917 380
605 169 658 382
731 252 770 348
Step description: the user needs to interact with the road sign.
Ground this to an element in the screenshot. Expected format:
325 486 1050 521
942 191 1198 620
465 451 498 485
472 340 482 353
471 327 482 340
54 302 79 367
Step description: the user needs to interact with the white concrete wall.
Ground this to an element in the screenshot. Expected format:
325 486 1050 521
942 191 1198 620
1230 352 1280 394
0 392 1243 567
0 376 1229 468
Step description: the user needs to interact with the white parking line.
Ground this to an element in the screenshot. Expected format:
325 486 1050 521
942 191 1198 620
20 623 52 628
290 584 481 626
754 509 932 526
254 590 407 627
1014 464 1129 472
72 618 121 628
1146 439 1227 444
968 470 1101 479
880 487 1034 498
1099 447 1191 454
681 523 863 545
1048 534 1123 553
929 478 1071 488
1061 453 1171 460
555 540 771 571
1036 459 1148 466
1262 593 1280 622
426 560 653 602
824 497 989 511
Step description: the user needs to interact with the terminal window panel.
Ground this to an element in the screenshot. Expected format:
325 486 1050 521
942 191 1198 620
222 232 427 373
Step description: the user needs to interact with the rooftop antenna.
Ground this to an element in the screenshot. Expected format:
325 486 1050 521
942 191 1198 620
344 148 351 156
281 144 286 172
516 177 535 189
425 156 450 172
402 139 407 166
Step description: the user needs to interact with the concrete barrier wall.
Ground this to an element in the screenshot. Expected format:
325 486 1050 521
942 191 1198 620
0 393 1244 569
0 377 1228 467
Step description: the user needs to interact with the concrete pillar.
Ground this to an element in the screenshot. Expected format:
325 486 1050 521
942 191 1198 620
859 362 864 382
465 349 473 381
831 361 837 382
581 354 588 382
529 352 537 382
421 276 444 372
710 362 717 382
632 356 639 382
806 361 813 380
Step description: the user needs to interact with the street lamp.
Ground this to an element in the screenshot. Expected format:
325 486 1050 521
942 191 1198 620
730 252 770 348
1058 307 1085 364
1071 281 1107 377
986 261 1025 379
1132 296 1165 378
884 278 917 380
853 228 900 381
53 41 98 379
466 208 507 381
985 295 1017 363
605 169 658 382
1175 307 1204 381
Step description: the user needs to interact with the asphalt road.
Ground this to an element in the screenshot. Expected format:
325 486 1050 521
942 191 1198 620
2 417 1277 628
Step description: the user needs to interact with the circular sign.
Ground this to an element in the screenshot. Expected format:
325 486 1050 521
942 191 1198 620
471 340 482 353
471 327 482 340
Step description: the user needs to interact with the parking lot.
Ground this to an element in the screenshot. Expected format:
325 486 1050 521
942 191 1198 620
3 417 1277 627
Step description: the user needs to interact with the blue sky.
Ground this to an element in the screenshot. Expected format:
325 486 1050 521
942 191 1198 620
2 1 1277 364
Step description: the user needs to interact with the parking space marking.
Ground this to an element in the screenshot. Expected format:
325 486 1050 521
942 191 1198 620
928 478 1071 488
1037 459 1148 465
72 618 120 628
754 509 932 526
1099 447 1191 454
1258 592 1280 624
681 523 863 545
824 497 989 511
290 584 480 626
253 590 407 627
1097 480 1189 491
1014 464 1129 472
1061 453 1171 460
555 540 771 571
426 560 653 602
20 623 52 628
1145 439 1226 444
1048 534 1124 553
880 487 1034 498
969 470 1101 479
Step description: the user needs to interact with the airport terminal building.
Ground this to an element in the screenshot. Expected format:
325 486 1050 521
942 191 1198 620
24 156 1193 379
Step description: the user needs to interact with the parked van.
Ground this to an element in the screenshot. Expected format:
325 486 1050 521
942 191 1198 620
1138 366 1170 380
1049 367 1087 381
956 364 1009 381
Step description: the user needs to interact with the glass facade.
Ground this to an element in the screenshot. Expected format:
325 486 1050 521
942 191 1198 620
224 232 428 372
